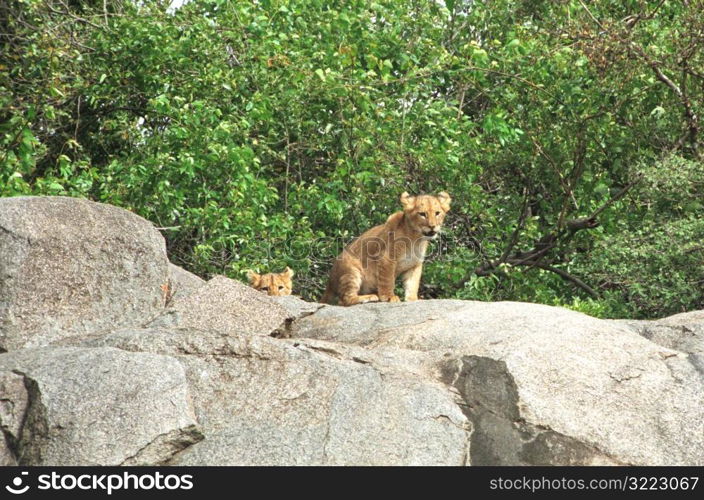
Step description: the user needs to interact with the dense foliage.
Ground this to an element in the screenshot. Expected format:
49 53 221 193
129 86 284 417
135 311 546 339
2 0 702 318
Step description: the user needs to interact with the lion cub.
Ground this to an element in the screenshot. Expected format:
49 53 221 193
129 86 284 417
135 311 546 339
247 267 294 296
320 191 451 306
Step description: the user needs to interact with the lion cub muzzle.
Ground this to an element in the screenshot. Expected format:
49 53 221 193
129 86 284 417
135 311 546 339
423 228 440 240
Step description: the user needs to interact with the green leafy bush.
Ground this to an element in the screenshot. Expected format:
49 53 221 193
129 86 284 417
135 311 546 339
2 0 702 316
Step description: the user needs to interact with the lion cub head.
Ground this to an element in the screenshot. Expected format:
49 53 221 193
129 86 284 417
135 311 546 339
400 191 451 240
247 267 294 296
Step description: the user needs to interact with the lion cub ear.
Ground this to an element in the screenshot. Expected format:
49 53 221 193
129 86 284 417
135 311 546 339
437 191 452 212
400 191 416 210
283 267 294 279
246 270 260 286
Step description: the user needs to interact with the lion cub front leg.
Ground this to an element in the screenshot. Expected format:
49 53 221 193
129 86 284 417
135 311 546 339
338 268 379 306
402 264 423 301
377 257 400 302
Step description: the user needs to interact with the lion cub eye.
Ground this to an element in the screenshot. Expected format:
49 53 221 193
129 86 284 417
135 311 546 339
261 287 269 292
419 212 427 217
435 211 441 216
278 285 285 291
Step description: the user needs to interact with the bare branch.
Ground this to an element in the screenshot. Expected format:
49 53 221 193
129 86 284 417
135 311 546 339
465 176 642 292
586 174 642 221
496 188 531 267
529 262 599 298
48 2 103 30
577 0 606 31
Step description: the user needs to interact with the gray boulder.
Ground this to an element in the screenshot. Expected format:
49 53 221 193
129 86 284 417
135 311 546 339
616 311 704 376
268 295 323 338
0 371 28 465
0 346 202 465
167 263 205 304
268 294 322 320
291 300 704 465
76 326 469 465
148 275 294 337
0 196 169 351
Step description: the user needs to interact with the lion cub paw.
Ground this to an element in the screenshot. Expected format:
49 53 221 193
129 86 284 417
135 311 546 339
359 294 380 304
379 295 401 303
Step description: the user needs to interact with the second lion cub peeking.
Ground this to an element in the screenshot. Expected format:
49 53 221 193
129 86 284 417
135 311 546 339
321 191 451 306
248 267 294 296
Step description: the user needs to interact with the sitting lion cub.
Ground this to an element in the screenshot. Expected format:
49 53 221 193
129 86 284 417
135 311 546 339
247 267 294 296
320 191 451 306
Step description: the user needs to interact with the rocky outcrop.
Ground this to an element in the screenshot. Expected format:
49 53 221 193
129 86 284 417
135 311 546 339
289 301 704 466
616 311 704 377
76 326 469 465
167 263 205 303
0 196 169 351
0 196 702 466
0 347 201 465
148 275 296 337
0 371 28 465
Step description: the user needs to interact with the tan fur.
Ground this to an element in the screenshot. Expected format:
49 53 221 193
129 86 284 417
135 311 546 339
320 191 451 306
247 267 294 296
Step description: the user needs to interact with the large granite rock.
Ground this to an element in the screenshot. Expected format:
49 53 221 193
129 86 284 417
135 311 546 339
616 311 704 376
0 346 202 465
78 327 469 465
0 196 169 351
290 300 704 465
66 299 704 465
0 371 28 465
148 275 295 337
167 263 205 303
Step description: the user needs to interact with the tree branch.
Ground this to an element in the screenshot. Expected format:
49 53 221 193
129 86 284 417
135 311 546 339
463 176 642 293
496 187 530 267
528 262 599 298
